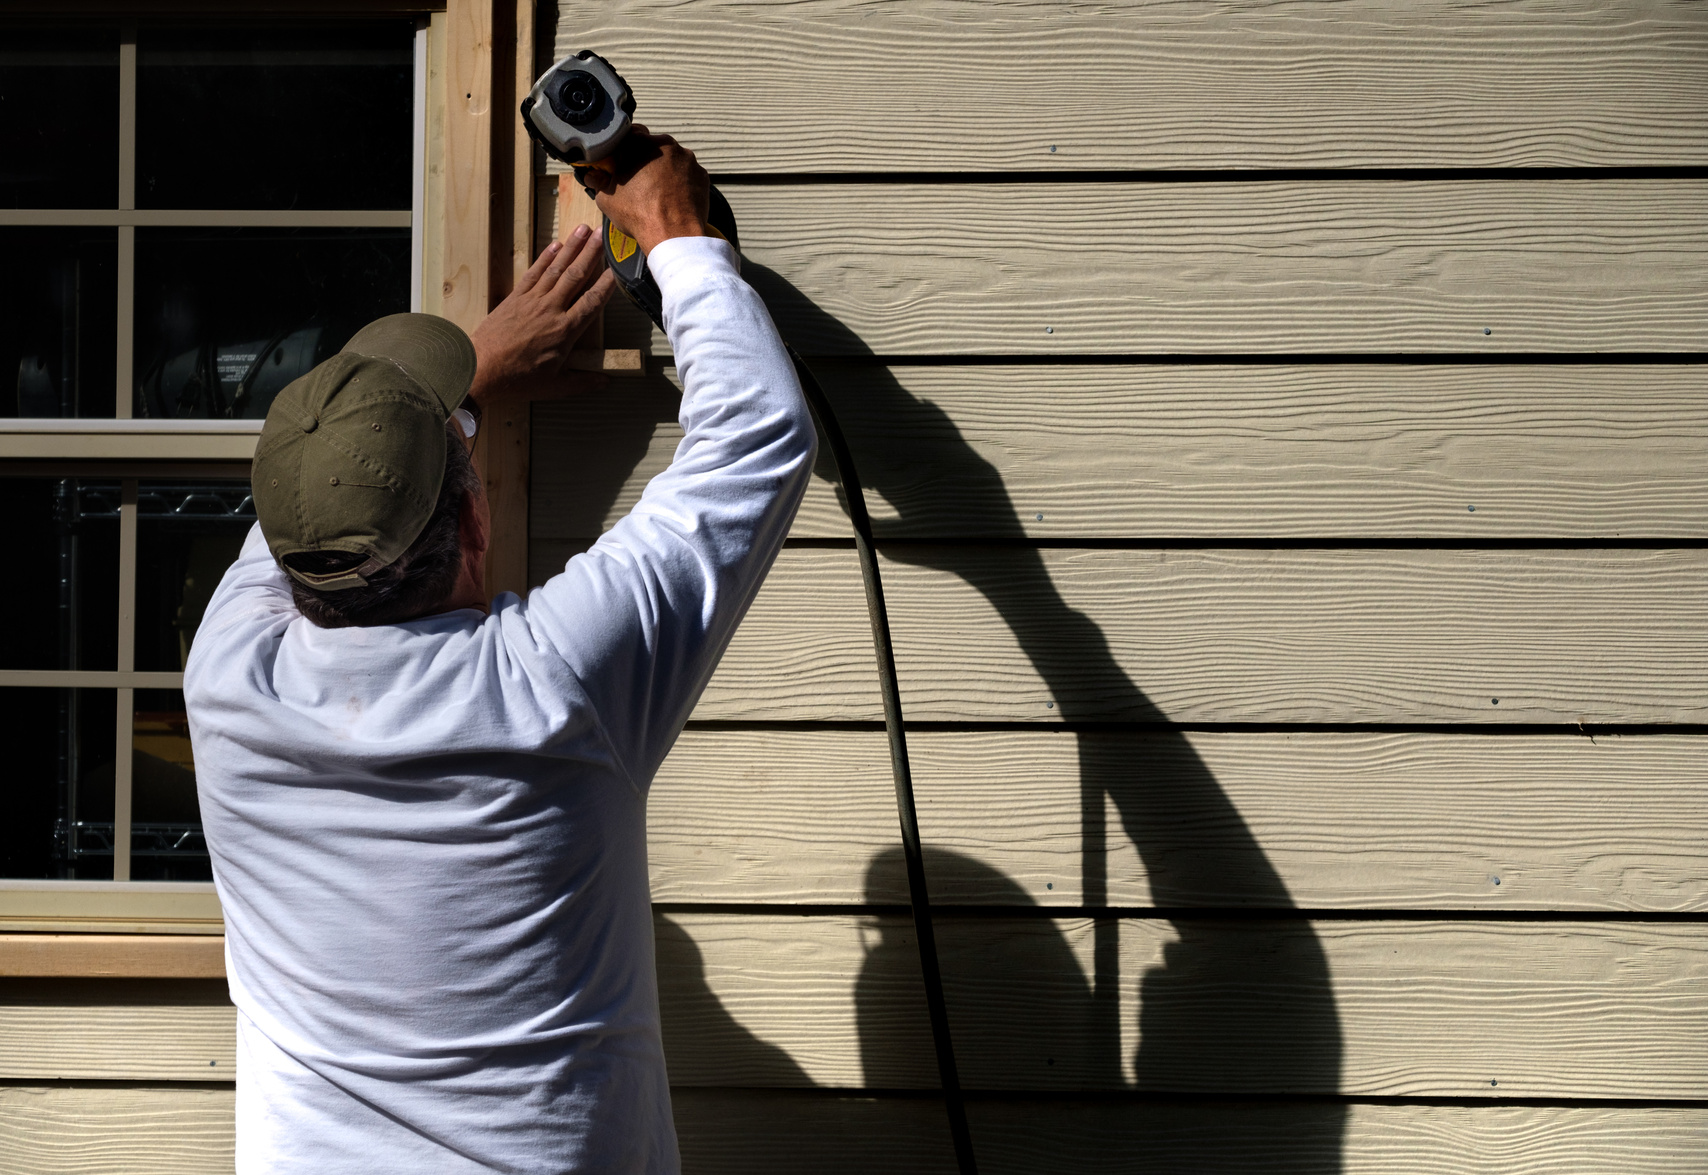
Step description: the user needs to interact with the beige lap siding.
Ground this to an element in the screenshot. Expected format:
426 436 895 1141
21 0 1706 1169
552 0 1708 172
682 547 1708 724
536 364 1708 542
648 729 1708 911
533 0 1708 1168
612 181 1708 357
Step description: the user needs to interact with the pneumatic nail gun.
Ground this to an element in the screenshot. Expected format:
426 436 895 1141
521 50 738 330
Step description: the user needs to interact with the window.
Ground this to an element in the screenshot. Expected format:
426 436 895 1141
0 17 428 898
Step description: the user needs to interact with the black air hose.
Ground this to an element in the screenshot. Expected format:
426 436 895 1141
786 345 979 1175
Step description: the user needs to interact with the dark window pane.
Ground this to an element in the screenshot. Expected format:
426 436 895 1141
137 24 414 210
132 688 210 881
0 479 119 671
0 688 116 880
133 226 410 419
135 479 254 673
0 227 119 419
133 478 252 879
0 32 119 209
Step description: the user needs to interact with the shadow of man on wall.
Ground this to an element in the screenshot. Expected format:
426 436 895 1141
740 259 1346 1174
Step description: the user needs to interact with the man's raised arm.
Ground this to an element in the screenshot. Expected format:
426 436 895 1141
520 131 818 786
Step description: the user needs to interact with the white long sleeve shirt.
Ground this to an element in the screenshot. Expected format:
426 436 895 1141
184 237 815 1175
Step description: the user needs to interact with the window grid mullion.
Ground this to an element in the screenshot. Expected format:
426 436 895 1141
112 478 138 881
116 26 136 420
118 26 135 211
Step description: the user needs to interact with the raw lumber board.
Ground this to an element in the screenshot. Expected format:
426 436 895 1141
687 547 1708 724
532 364 1708 541
672 1089 957 1175
961 1101 1708 1175
648 730 1708 912
0 979 234 1082
552 0 1708 171
438 0 495 334
658 913 1708 1098
0 934 225 977
649 181 1708 355
0 1083 235 1175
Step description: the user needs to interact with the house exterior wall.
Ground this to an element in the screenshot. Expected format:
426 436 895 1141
530 0 1708 1170
4 1 1706 1169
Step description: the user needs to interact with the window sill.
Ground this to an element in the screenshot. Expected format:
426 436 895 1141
0 881 223 936
0 420 262 462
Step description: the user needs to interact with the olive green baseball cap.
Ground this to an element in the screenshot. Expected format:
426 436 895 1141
252 313 477 591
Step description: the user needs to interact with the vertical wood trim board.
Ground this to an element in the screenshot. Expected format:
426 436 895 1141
443 0 534 598
440 0 494 334
420 11 449 326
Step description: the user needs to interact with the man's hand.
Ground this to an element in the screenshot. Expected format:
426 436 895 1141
468 224 617 404
580 126 710 257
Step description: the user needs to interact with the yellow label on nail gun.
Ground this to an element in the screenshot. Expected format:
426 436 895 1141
607 223 638 263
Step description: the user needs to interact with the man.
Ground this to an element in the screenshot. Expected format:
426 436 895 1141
184 132 816 1173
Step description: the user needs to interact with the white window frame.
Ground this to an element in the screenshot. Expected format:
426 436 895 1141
0 13 436 925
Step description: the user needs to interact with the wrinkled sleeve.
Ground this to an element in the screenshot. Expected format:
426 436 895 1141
521 236 817 785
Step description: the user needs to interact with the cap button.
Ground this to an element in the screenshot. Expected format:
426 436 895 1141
302 416 318 433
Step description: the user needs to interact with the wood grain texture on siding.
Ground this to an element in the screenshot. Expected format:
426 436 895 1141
962 1102 1708 1175
659 914 1708 1097
0 1083 234 1175
552 0 1708 171
7 921 1702 1097
533 364 1708 541
688 547 1708 724
649 730 1708 911
0 980 233 1082
673 1096 1708 1175
657 911 933 1089
16 1087 1697 1175
617 181 1708 356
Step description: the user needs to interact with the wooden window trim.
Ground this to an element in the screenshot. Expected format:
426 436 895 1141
0 932 225 976
0 881 223 936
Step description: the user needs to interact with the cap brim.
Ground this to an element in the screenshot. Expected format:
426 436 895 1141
341 313 477 414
